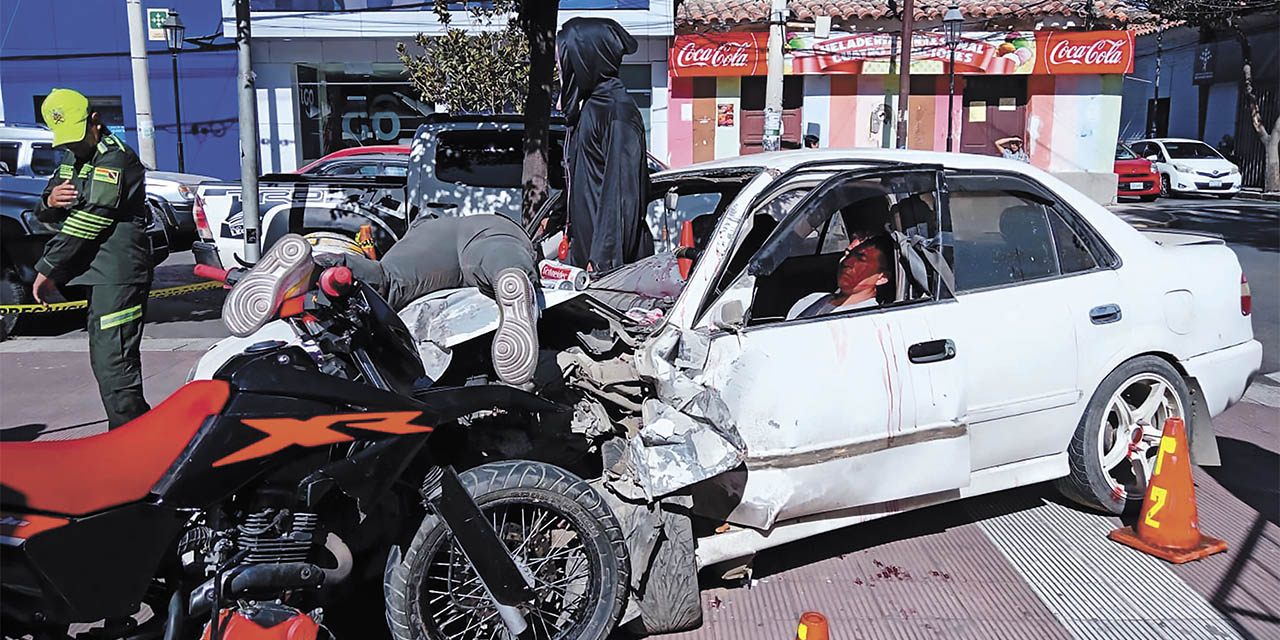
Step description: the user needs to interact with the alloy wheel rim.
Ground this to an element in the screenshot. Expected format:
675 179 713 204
418 501 596 640
1096 372 1184 501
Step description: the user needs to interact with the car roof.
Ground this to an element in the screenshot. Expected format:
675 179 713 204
0 123 54 142
1141 138 1210 144
654 148 1048 177
314 145 411 160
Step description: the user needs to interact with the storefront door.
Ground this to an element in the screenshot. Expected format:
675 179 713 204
959 76 1027 156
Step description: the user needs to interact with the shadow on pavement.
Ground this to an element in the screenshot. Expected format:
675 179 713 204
1205 437 1279 526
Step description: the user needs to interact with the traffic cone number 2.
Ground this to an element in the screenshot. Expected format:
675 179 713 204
1108 417 1227 564
1143 436 1177 529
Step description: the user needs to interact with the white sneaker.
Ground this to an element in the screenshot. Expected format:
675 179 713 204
222 234 314 337
492 268 538 387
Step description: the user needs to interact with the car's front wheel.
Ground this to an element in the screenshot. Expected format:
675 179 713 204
0 266 31 340
1159 174 1173 198
1056 356 1190 514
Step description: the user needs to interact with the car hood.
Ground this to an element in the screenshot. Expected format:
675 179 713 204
1166 158 1234 172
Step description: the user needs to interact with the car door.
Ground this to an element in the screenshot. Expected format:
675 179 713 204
926 172 1125 472
695 167 970 530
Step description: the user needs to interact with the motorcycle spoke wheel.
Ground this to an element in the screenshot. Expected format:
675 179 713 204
417 502 596 640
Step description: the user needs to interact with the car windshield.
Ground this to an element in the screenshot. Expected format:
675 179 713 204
1115 144 1138 160
1164 142 1222 160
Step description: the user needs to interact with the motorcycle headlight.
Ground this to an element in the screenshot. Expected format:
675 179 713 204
1173 163 1194 173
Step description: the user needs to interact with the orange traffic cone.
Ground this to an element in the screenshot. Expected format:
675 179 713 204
795 611 829 640
677 220 694 279
1108 417 1227 563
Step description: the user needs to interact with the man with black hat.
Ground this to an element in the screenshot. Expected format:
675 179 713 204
34 88 152 429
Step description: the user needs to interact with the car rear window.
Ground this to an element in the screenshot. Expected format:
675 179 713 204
1164 142 1221 159
30 143 60 176
434 130 564 189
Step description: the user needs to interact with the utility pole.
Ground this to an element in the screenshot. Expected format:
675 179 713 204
236 0 261 263
125 0 157 168
895 0 915 149
762 0 787 152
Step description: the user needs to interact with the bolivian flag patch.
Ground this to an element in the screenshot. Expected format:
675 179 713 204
92 167 119 184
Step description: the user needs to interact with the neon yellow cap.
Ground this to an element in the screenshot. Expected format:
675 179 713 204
41 89 90 148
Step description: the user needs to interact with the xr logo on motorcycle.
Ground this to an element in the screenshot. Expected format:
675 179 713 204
213 412 431 467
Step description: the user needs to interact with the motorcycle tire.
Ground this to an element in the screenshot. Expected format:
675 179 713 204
386 460 629 640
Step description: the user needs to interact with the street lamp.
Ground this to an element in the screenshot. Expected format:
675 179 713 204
943 3 963 153
163 10 186 172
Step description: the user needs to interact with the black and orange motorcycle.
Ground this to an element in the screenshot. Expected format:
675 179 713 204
0 235 629 640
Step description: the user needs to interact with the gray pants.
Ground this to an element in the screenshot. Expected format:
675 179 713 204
325 215 538 311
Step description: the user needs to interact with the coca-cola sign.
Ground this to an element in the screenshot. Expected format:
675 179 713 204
1036 31 1134 74
671 34 766 77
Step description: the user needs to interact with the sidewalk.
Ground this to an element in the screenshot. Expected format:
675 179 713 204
1237 188 1280 203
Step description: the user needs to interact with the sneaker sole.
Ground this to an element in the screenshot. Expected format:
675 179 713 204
222 234 314 337
492 268 538 386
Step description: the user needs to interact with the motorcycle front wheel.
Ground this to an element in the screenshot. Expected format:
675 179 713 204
386 460 629 640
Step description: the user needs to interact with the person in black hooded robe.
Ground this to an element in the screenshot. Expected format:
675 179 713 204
557 17 654 273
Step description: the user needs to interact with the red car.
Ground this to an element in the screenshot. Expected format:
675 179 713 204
1115 143 1160 201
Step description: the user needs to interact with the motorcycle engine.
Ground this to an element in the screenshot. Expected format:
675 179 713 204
179 509 321 575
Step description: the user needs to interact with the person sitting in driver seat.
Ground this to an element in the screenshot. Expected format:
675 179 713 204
786 234 894 320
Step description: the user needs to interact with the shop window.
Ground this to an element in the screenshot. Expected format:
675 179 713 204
740 76 804 111
298 65 433 164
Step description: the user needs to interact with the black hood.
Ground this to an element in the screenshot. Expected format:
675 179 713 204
556 17 637 126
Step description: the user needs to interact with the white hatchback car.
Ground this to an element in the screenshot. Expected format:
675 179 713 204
1130 138 1242 198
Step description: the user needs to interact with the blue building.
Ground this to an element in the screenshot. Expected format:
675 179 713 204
0 1 240 179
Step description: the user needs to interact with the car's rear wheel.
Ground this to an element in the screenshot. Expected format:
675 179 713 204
1056 356 1189 514
1159 174 1173 198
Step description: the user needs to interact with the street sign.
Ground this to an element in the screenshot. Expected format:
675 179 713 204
147 8 169 41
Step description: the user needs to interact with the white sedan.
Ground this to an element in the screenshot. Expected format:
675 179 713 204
1129 138 1242 198
194 148 1263 635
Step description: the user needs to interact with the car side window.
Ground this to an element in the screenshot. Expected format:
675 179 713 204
1048 210 1097 273
30 144 59 176
949 190 1060 291
0 143 18 175
742 170 941 325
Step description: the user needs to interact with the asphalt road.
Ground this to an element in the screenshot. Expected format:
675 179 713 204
1111 196 1280 376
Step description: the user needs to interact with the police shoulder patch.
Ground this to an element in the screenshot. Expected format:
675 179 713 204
56 165 74 179
92 167 120 184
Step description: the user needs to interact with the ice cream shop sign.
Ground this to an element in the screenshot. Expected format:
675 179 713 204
670 30 1133 77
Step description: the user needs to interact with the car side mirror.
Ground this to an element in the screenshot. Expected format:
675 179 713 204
664 190 679 214
713 299 745 331
1145 155 1159 162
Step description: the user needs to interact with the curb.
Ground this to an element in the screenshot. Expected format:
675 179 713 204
1236 190 1280 202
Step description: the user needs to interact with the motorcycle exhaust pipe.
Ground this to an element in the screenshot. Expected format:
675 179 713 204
189 562 325 617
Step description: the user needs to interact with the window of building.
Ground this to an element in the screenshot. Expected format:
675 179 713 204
298 64 433 164
620 64 653 145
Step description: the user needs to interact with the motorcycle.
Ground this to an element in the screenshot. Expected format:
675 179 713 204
0 235 629 640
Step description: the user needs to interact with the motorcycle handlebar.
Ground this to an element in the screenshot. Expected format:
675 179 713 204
193 264 229 283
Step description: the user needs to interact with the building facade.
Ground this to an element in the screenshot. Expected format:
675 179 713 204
670 0 1150 200
221 1 675 173
1118 14 1279 189
0 0 239 178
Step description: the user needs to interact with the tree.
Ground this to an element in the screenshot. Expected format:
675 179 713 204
1144 1 1280 191
398 1 560 224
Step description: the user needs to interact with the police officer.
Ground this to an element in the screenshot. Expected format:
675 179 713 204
34 89 152 429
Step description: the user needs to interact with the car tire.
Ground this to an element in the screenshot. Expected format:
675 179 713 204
1138 194 1158 203
635 507 703 634
0 266 31 341
1056 356 1190 514
386 460 629 640
1159 174 1173 198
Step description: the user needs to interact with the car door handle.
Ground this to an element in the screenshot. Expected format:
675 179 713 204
1089 304 1122 325
908 339 956 364
425 202 458 209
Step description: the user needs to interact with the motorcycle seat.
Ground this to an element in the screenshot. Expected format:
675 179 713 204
0 380 229 516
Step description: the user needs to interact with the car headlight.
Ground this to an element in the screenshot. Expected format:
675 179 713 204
1172 163 1193 173
1229 165 1240 175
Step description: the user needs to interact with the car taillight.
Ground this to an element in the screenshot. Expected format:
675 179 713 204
1241 273 1252 316
194 195 213 242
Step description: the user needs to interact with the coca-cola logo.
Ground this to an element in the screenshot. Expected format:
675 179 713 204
1048 38 1128 66
675 40 755 69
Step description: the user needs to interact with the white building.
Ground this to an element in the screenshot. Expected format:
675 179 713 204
221 1 674 173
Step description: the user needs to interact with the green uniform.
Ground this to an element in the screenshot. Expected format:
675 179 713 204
34 133 153 429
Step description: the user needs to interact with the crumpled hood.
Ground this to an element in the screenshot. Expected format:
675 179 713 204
557 17 637 126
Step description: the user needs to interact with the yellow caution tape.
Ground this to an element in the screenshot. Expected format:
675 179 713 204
0 280 222 315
